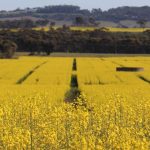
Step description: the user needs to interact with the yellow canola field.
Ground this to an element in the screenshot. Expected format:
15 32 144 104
107 27 150 32
23 58 72 85
0 57 46 84
78 57 150 149
0 56 149 149
33 26 150 32
77 57 149 86
71 27 150 32
105 57 150 81
82 84 150 105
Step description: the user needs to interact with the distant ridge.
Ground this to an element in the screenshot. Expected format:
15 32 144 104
0 5 150 22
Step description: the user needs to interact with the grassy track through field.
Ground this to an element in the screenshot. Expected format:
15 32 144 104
16 61 47 84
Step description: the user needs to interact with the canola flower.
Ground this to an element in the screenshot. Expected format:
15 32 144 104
0 93 150 149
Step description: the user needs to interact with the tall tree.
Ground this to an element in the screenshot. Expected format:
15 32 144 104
75 16 85 26
137 20 147 28
0 40 17 58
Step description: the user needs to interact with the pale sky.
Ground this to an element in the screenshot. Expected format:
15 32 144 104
0 0 150 11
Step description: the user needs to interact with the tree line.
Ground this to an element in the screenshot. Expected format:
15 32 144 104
0 28 150 58
0 19 50 29
0 17 147 29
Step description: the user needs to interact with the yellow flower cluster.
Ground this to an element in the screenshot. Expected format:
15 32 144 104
0 92 150 149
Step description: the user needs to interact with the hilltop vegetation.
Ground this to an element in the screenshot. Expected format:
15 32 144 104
1 5 150 21
1 5 150 28
0 19 50 29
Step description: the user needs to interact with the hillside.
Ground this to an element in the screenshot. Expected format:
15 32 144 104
0 5 150 27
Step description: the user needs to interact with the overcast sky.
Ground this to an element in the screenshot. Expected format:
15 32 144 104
0 0 150 11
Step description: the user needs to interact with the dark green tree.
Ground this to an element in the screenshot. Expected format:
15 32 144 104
0 40 17 58
137 20 147 28
75 16 85 26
